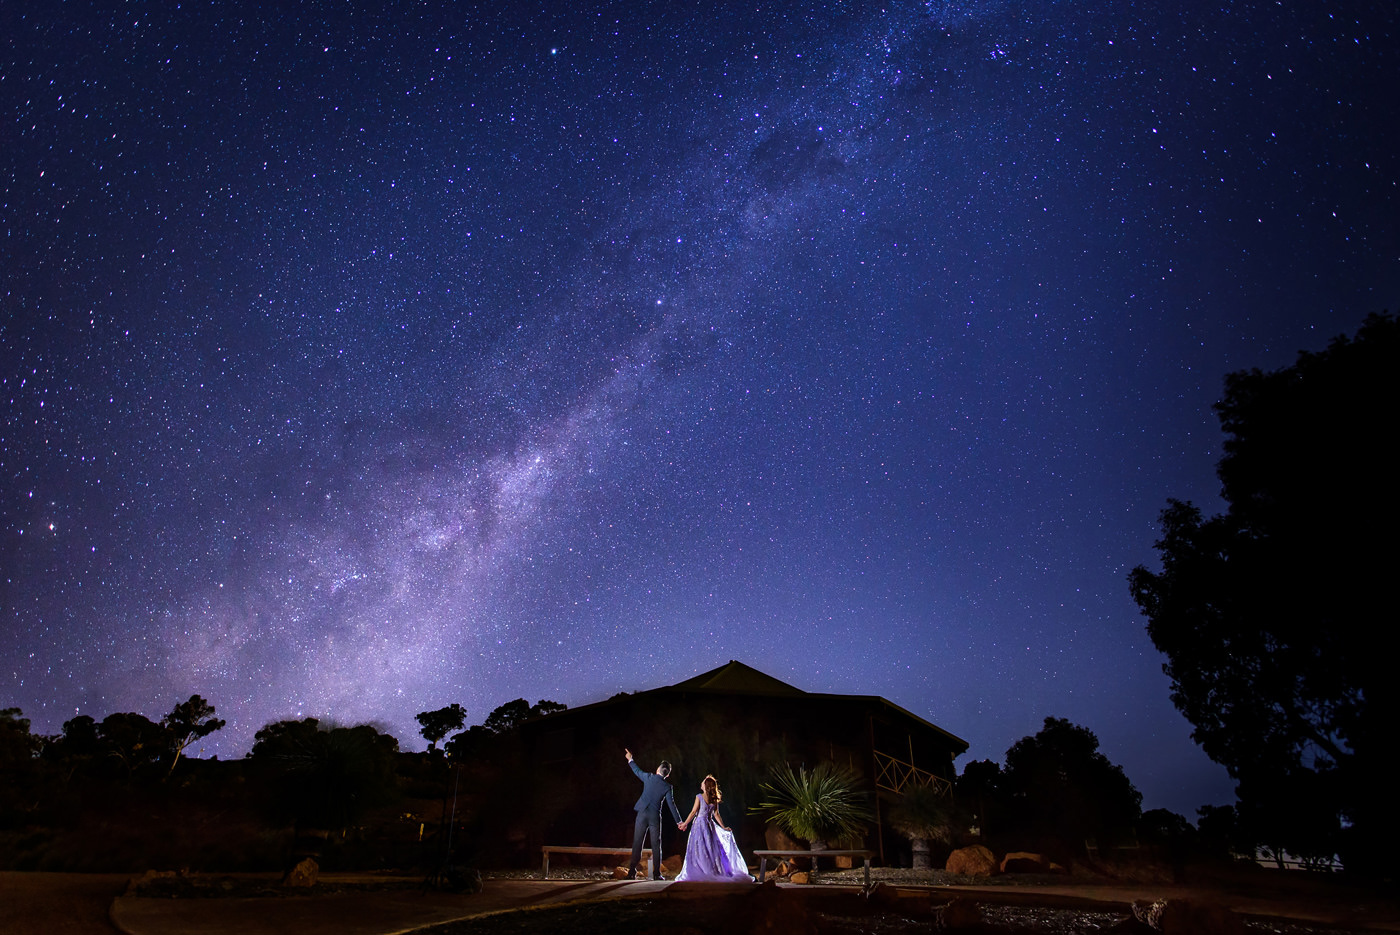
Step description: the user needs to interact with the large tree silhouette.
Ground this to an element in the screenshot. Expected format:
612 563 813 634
416 703 467 752
999 717 1141 853
161 694 225 779
1130 312 1398 874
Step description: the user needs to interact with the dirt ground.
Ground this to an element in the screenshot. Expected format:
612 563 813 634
5 866 1398 935
0 872 131 935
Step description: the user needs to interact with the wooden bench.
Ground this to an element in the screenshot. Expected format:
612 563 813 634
540 845 652 879
751 849 874 890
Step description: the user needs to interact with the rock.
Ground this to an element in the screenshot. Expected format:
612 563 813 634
764 825 809 870
1158 899 1245 935
788 871 810 884
282 857 319 888
124 870 180 896
933 898 981 931
613 866 631 879
945 845 997 876
1129 898 1244 934
834 855 854 869
764 826 803 851
1000 851 1049 873
662 854 685 877
442 866 483 894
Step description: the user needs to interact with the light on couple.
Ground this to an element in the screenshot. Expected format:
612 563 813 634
674 773 754 883
625 749 754 883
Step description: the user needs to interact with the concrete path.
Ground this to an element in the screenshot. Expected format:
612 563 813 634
0 872 131 935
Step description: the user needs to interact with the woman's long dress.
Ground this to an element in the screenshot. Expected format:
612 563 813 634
675 795 755 882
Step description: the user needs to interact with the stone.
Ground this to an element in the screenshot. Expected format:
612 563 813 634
788 871 810 884
124 870 179 896
442 866 483 894
613 866 631 879
282 857 318 888
834 854 854 869
945 844 997 876
1158 899 1245 935
933 898 981 931
1000 851 1049 873
764 825 810 869
662 854 684 877
764 826 803 851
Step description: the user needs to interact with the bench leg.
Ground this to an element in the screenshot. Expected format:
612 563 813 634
542 851 550 879
758 857 768 883
863 858 871 893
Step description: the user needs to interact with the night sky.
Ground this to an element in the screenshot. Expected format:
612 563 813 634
3 1 1396 821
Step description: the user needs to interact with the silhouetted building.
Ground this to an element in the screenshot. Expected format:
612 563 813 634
516 660 969 865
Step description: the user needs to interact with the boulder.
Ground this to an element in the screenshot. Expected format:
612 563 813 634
613 866 631 879
662 854 685 877
945 845 997 876
764 825 803 850
834 854 854 869
764 825 809 869
1000 851 1049 874
787 871 810 884
282 857 318 888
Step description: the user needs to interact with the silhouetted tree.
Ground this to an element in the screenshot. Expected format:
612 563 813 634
416 703 467 752
1000 717 1142 854
443 725 492 761
248 718 400 833
1130 312 1398 876
97 712 171 781
0 708 42 824
1195 803 1246 859
0 707 38 765
955 759 1005 838
161 694 225 779
442 699 564 761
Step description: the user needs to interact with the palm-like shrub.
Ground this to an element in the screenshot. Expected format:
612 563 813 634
887 782 953 869
754 762 871 849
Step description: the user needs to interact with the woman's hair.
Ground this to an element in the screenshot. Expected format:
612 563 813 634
702 774 721 806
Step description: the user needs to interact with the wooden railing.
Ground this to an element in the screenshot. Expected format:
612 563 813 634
873 749 952 796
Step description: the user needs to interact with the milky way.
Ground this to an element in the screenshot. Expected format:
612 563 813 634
3 0 1396 818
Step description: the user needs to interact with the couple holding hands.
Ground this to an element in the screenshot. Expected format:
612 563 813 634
625 748 754 882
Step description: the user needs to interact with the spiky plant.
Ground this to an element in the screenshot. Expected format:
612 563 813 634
753 762 872 848
887 782 953 869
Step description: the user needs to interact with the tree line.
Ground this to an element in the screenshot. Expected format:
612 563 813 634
3 312 1394 877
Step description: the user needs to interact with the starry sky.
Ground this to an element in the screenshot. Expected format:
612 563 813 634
3 1 1396 820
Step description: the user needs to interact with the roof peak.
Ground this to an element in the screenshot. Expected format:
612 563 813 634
666 660 806 695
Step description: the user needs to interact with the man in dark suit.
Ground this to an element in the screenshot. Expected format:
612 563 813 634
624 747 683 880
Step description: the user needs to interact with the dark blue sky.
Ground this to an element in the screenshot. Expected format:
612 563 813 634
3 0 1395 820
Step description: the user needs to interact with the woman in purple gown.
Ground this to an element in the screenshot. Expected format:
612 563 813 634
675 775 755 882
